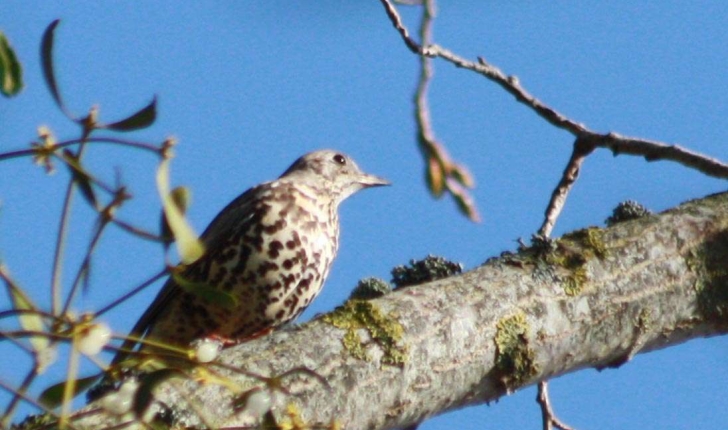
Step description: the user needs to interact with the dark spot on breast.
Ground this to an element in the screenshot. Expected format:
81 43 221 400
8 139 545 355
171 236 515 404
264 218 287 234
245 233 264 252
282 273 295 288
268 240 284 258
298 276 311 291
231 246 252 277
285 295 299 311
257 261 279 276
282 259 293 270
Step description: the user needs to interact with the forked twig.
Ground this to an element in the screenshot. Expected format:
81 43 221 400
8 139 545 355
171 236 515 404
379 0 728 233
537 381 576 430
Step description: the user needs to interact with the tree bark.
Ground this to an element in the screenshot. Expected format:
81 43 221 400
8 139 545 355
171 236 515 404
72 192 728 430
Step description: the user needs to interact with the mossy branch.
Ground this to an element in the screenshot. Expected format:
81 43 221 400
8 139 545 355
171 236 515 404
64 191 728 430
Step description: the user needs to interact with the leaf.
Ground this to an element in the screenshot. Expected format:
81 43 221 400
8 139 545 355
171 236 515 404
450 164 474 188
156 159 204 264
449 180 481 223
160 186 192 246
426 156 445 198
0 31 23 97
105 96 157 131
133 369 185 418
63 149 97 207
0 265 49 353
40 19 66 112
39 374 101 408
172 272 238 310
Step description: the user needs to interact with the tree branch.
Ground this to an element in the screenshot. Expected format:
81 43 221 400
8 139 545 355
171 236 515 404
70 191 728 429
380 1 728 179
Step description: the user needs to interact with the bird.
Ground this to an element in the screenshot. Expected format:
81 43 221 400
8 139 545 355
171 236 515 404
113 149 389 365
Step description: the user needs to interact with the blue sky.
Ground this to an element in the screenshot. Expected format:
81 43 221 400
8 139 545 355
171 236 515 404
1 2 727 429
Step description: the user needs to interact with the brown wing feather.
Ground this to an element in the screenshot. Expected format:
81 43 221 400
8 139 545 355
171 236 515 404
112 183 268 364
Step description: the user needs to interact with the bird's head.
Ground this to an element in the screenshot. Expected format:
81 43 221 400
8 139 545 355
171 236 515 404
280 149 390 204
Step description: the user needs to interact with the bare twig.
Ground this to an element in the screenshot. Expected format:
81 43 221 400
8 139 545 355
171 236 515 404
383 0 480 221
1 366 38 427
380 0 728 231
537 381 576 430
110 218 165 242
0 136 161 162
94 267 169 318
379 0 422 54
50 169 79 315
60 216 109 316
382 2 728 178
0 377 77 430
538 138 595 237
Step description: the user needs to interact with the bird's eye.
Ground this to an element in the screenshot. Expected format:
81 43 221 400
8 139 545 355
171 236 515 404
333 154 346 165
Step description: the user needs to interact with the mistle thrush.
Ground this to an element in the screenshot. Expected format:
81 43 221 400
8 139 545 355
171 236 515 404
115 149 388 362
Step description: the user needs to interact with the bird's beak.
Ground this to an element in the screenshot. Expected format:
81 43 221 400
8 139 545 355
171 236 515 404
358 173 391 188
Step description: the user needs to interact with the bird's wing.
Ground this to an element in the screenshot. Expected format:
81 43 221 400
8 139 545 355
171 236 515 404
112 184 267 365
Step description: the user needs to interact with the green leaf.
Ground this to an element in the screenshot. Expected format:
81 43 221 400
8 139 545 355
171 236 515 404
0 31 23 97
105 96 157 131
426 156 445 198
450 164 474 188
134 369 185 418
1 265 49 353
452 190 481 223
172 272 238 310
40 19 66 112
63 149 97 207
39 374 102 408
156 159 204 264
160 186 192 246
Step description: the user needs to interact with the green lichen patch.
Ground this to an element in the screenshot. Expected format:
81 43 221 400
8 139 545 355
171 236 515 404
562 265 587 296
561 227 607 259
636 308 653 333
322 300 407 366
537 227 608 296
494 312 538 389
687 230 728 324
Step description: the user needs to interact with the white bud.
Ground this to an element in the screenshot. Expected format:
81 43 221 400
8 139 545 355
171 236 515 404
193 338 222 363
77 322 111 356
244 388 272 419
99 378 139 416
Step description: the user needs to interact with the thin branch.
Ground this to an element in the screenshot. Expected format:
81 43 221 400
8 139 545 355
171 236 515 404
0 366 38 427
379 0 422 54
378 0 728 181
402 0 481 221
61 216 109 316
538 138 595 237
110 218 165 242
0 137 161 162
537 382 576 430
50 172 77 315
0 377 78 430
94 267 168 318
